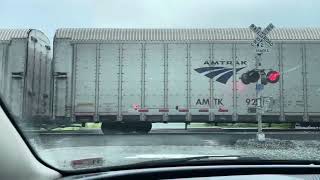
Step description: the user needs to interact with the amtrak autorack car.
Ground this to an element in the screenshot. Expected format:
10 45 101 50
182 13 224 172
52 28 320 133
0 29 52 125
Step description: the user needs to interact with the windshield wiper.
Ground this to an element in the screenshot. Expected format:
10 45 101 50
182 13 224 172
71 156 320 174
111 155 261 170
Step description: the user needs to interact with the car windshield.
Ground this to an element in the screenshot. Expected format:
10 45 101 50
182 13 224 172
2 0 320 172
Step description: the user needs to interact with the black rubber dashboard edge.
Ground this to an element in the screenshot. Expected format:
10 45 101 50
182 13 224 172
60 165 320 180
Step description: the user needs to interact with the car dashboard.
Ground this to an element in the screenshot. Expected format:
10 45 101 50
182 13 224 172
60 165 320 180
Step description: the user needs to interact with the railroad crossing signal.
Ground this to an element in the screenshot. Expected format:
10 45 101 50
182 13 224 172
249 23 275 142
240 70 260 85
240 69 280 85
250 23 275 53
266 70 280 83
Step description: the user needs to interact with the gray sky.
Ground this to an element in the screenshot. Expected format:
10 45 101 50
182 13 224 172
1 0 320 42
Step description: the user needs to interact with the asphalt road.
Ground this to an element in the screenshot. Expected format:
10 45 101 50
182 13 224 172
26 129 320 170
27 129 320 149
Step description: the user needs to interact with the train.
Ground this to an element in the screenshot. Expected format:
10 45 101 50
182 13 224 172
2 28 320 133
52 28 320 133
0 29 52 127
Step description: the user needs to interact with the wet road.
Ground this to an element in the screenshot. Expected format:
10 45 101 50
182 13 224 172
27 132 320 148
27 129 320 149
26 129 320 170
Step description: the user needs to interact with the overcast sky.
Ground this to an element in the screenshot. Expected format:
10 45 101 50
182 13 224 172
1 0 320 42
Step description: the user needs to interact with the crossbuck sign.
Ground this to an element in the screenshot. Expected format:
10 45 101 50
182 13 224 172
250 23 275 53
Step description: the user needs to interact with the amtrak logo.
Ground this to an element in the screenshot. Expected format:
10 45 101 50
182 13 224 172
194 66 245 84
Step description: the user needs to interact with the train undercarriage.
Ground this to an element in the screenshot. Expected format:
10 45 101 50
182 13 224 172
100 121 152 134
30 114 320 134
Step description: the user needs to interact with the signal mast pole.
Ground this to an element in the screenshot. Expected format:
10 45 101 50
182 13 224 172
255 53 265 141
249 23 275 141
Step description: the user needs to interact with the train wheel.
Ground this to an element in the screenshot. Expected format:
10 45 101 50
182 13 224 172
102 121 152 134
120 122 134 133
135 121 152 134
299 122 308 127
101 122 111 134
101 122 121 134
102 121 136 134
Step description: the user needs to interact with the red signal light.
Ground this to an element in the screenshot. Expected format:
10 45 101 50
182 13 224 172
267 71 280 83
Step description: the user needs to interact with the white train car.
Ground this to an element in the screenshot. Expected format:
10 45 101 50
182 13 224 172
0 29 51 125
52 28 320 133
